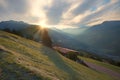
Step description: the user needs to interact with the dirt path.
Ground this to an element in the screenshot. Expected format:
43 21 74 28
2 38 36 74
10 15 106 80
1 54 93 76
84 61 120 79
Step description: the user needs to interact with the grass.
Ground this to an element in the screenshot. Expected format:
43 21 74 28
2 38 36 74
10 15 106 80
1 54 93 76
79 56 120 73
0 30 119 80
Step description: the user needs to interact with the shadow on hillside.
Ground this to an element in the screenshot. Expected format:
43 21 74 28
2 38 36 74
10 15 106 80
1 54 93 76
0 48 42 80
41 47 80 80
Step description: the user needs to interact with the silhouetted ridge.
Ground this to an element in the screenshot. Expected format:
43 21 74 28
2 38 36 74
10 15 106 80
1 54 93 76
0 20 52 48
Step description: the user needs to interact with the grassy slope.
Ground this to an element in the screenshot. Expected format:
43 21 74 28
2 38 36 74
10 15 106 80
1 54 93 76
0 30 117 80
79 56 120 73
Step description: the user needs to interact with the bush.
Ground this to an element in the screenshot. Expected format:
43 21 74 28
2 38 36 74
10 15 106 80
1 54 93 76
66 52 78 61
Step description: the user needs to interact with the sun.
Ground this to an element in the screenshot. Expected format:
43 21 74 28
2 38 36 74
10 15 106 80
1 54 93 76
38 22 50 28
37 21 58 29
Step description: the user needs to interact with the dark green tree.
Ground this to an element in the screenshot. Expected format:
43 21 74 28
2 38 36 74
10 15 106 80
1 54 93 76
41 28 52 47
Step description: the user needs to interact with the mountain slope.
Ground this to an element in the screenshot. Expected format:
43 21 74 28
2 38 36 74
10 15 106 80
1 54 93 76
70 21 120 61
62 27 89 36
81 57 120 80
0 20 30 30
48 28 87 50
0 30 117 80
0 20 120 65
0 20 41 41
0 20 52 47
0 20 87 50
79 56 120 74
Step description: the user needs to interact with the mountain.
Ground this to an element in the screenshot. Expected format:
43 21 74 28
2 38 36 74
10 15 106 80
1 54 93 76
1 30 119 80
0 20 120 65
0 20 87 50
72 21 120 61
0 20 120 79
0 20 30 30
0 20 52 47
48 28 87 50
0 20 40 41
62 27 89 36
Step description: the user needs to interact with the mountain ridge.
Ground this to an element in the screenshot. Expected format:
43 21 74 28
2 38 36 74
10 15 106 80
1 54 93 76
0 20 120 65
71 21 120 61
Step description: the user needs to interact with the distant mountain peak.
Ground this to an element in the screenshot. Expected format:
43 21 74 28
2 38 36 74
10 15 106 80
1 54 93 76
0 20 30 30
0 20 27 24
102 20 120 24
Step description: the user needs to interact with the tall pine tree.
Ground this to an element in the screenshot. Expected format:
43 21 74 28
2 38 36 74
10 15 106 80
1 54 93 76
41 27 52 47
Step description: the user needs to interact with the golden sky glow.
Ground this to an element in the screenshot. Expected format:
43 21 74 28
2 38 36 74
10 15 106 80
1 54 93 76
0 0 120 29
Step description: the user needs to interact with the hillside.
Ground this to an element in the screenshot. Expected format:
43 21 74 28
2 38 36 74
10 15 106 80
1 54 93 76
48 28 87 50
0 20 120 66
0 20 53 47
0 21 42 41
0 20 86 51
0 30 119 80
0 20 30 30
62 21 120 62
79 57 120 74
79 56 120 79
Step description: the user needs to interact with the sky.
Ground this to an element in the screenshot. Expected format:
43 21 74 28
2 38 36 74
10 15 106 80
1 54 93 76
0 0 120 29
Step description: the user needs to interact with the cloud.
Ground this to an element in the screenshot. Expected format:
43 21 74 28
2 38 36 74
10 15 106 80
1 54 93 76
59 0 120 27
58 0 111 27
0 0 30 22
72 0 99 15
46 0 70 25
82 0 120 26
0 0 50 24
6 0 29 13
0 0 120 28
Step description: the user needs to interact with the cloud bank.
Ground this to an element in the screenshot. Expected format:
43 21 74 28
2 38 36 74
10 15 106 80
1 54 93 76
0 0 120 28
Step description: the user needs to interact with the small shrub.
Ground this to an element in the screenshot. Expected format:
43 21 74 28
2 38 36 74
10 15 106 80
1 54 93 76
66 52 78 61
